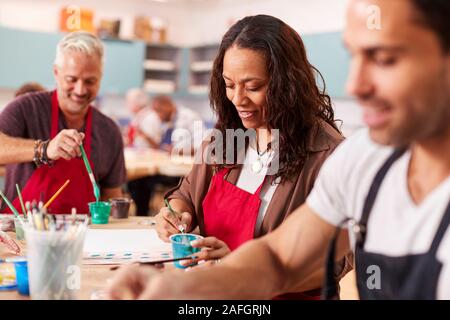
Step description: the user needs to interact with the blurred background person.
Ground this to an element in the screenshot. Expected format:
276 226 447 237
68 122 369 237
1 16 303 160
150 95 206 155
14 82 46 97
126 91 206 216
124 87 160 149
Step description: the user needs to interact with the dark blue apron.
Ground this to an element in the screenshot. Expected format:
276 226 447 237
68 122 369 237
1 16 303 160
323 148 450 299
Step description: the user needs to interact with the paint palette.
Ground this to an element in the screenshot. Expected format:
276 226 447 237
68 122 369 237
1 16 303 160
83 250 173 265
82 229 173 265
0 262 17 291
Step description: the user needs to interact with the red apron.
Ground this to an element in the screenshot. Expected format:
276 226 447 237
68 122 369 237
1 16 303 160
6 90 96 214
203 168 263 251
202 167 321 300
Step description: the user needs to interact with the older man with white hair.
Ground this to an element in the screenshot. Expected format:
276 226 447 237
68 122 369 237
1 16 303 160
0 31 126 214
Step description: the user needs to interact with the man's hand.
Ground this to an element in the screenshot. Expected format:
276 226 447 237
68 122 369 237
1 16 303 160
46 129 85 161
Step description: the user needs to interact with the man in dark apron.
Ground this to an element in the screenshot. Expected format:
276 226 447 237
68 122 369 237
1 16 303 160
107 0 450 300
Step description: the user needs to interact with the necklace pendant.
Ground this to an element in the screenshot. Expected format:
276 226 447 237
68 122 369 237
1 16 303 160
251 159 264 174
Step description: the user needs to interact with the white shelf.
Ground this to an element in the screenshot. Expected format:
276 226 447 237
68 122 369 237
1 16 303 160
144 79 176 94
188 85 209 95
190 61 214 72
143 59 176 71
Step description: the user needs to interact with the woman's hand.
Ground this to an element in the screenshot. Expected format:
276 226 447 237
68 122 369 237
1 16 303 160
155 207 193 242
180 236 230 267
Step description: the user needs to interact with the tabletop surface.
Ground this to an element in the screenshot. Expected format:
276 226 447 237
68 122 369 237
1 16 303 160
124 147 193 180
0 216 358 300
0 216 156 300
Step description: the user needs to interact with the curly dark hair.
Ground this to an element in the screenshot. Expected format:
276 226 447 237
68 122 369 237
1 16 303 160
209 14 340 182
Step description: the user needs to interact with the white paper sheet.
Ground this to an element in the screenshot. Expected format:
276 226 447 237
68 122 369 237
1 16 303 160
82 229 172 265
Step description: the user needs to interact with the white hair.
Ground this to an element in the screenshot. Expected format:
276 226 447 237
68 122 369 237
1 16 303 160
54 31 104 67
126 88 150 110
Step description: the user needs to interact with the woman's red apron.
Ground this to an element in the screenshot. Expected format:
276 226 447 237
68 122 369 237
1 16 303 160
202 167 322 300
6 90 96 214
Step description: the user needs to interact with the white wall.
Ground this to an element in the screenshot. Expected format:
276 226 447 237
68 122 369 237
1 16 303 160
0 0 363 134
184 0 350 45
0 0 350 46
0 89 14 112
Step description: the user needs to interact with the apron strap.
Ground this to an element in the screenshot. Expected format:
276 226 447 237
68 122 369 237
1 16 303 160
356 147 407 248
50 90 93 158
429 201 450 255
84 106 93 157
217 167 231 180
51 90 59 139
321 147 406 300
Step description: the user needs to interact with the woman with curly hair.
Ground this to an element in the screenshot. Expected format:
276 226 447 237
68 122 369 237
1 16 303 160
155 14 351 299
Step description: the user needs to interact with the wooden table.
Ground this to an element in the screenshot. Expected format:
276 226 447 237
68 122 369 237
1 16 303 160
1 216 359 300
125 148 193 181
0 216 155 300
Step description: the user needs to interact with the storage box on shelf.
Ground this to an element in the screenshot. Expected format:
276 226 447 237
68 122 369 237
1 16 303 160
143 44 181 94
0 27 349 99
188 44 219 95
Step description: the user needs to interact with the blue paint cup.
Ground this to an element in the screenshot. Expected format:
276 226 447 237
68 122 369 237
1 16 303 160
169 234 203 269
7 257 29 296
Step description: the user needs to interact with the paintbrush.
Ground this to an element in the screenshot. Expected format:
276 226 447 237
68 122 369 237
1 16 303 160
110 255 198 271
80 144 100 202
0 190 20 218
15 184 26 215
164 198 186 233
44 179 70 209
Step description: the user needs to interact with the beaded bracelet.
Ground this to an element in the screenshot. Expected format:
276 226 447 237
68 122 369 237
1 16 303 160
41 140 54 166
32 139 54 167
32 139 43 167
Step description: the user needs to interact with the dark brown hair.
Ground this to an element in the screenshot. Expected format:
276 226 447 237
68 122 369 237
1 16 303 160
411 0 450 52
15 82 45 97
209 14 340 182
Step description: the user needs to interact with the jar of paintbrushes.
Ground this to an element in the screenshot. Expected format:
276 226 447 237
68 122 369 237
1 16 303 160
23 212 88 300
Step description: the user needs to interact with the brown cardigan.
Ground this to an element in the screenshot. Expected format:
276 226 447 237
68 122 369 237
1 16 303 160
167 121 343 236
165 121 353 282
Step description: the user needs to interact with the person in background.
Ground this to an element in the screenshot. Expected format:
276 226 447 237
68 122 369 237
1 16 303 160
15 82 46 97
0 31 126 214
124 88 160 149
149 14 353 300
108 0 450 300
126 91 206 216
149 95 206 155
